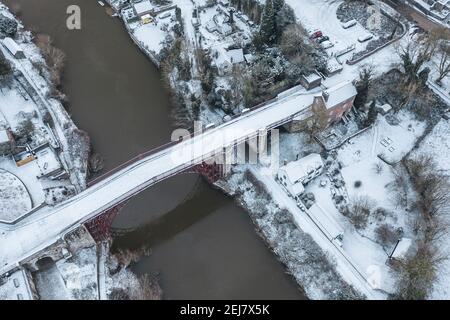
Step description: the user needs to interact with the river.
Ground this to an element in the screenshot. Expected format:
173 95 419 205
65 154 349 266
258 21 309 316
5 0 305 299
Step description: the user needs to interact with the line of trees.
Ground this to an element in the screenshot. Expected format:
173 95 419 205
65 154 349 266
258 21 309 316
392 155 450 300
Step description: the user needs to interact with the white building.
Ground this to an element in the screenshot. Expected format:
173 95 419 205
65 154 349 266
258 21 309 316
2 37 25 59
277 153 324 200
133 0 154 17
35 146 63 179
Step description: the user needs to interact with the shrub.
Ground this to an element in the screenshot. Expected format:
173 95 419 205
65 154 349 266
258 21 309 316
344 196 374 230
375 224 398 247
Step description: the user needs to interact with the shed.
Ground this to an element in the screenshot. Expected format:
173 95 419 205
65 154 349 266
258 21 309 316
300 71 322 90
377 103 392 115
2 37 25 59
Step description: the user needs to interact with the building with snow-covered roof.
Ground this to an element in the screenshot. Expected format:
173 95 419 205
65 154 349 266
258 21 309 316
1 37 25 59
0 130 9 145
300 71 322 90
215 48 245 75
35 146 64 179
277 153 324 200
133 0 154 17
220 23 233 36
312 80 357 124
284 81 356 133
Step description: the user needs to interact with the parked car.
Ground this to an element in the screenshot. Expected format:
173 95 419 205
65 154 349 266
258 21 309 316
309 30 323 39
341 19 357 29
317 36 330 43
358 33 373 42
320 40 334 49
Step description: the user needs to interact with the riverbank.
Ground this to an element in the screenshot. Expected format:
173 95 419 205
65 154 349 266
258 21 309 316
0 4 89 208
1 0 304 300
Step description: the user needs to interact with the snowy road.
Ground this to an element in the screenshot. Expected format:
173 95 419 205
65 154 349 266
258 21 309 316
0 90 315 275
249 166 385 299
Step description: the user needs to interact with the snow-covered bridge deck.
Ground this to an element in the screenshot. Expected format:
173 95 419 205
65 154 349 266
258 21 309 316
0 91 314 275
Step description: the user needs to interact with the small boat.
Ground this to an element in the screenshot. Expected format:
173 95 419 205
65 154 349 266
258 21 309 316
98 1 105 6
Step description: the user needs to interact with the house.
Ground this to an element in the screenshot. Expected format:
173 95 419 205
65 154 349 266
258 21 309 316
133 0 154 18
215 48 245 75
284 81 357 133
300 71 322 90
311 80 357 124
2 37 25 59
277 153 324 200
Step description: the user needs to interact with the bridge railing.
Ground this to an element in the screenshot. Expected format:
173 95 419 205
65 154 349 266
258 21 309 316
87 91 309 188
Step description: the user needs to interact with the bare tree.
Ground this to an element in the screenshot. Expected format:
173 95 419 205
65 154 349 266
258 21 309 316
35 34 66 87
344 196 375 230
304 103 329 142
375 223 398 248
434 44 450 84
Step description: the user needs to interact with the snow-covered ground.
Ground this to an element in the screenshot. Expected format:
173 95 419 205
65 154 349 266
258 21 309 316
0 169 32 222
227 108 428 298
286 0 406 88
0 269 34 300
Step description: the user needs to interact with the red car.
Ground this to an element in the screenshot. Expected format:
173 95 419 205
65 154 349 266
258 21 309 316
309 30 323 39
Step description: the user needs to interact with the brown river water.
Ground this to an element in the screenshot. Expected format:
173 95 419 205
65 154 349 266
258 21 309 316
4 0 305 299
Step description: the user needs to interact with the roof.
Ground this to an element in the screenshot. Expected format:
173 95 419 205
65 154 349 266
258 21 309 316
2 37 23 56
226 48 244 63
302 72 322 84
0 130 9 144
133 0 153 15
35 147 62 176
378 103 392 112
244 53 255 63
221 24 233 34
322 81 357 109
292 182 305 195
279 153 323 184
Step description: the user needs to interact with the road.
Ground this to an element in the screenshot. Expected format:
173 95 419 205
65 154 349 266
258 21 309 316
383 0 444 31
249 166 384 299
